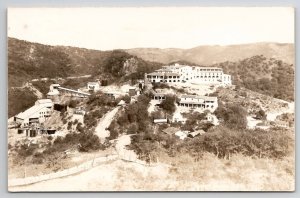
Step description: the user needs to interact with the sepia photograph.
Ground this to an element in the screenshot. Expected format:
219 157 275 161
7 7 295 191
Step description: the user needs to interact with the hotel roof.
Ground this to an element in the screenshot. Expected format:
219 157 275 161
180 94 217 101
147 72 180 76
87 82 99 85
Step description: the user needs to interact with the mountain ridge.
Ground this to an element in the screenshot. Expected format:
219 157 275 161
125 42 294 66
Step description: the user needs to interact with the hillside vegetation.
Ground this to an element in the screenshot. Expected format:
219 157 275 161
213 55 294 101
8 38 75 87
8 88 38 118
8 37 162 116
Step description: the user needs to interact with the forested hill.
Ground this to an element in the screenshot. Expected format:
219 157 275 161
213 55 294 101
8 37 162 117
8 37 162 87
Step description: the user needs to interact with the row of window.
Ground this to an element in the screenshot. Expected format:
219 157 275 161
178 103 214 108
196 69 222 72
196 76 220 78
39 115 50 118
39 111 50 115
181 99 215 103
152 80 181 83
148 75 180 79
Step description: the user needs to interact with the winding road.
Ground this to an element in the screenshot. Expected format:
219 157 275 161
95 106 120 143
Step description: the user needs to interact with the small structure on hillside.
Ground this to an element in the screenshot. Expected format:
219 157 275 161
187 130 205 138
273 120 289 128
14 99 54 127
117 100 126 106
206 113 219 125
171 111 187 124
162 127 180 135
87 82 101 92
74 107 86 115
178 94 218 112
104 91 122 100
153 118 168 124
175 131 189 140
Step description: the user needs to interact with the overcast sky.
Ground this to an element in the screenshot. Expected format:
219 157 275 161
7 7 294 50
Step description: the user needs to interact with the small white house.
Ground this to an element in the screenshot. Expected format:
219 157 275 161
171 111 187 124
87 82 100 92
175 131 189 140
206 113 219 125
47 84 60 97
153 119 168 124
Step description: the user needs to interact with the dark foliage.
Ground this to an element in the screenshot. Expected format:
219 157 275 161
31 80 56 97
87 92 118 108
213 55 294 101
8 38 75 87
8 88 38 118
256 109 267 120
108 94 151 139
160 95 177 114
214 102 247 130
84 107 109 128
129 125 294 160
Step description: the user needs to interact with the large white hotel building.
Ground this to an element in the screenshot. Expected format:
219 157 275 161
145 63 232 86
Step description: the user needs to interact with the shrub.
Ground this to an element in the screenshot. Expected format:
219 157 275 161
67 121 73 130
16 143 39 158
122 95 131 104
32 152 44 164
45 132 105 155
76 123 84 132
127 124 138 134
215 103 247 130
73 119 78 125
78 132 104 152
87 92 117 108
68 100 79 108
256 109 267 120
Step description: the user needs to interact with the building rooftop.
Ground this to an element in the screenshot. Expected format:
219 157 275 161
35 99 52 104
15 105 48 120
163 127 180 135
180 94 217 101
147 72 180 76
87 82 99 85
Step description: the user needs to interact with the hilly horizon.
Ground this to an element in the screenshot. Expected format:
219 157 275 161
8 37 294 66
8 37 294 117
125 42 294 66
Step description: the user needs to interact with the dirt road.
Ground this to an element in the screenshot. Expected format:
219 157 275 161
95 106 120 143
115 135 138 162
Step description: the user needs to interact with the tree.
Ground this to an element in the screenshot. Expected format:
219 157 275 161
256 109 267 120
215 103 247 130
160 95 176 114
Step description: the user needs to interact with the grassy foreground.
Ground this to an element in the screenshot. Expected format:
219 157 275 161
9 152 294 191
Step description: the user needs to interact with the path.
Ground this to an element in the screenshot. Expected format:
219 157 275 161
115 135 138 162
95 106 120 143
